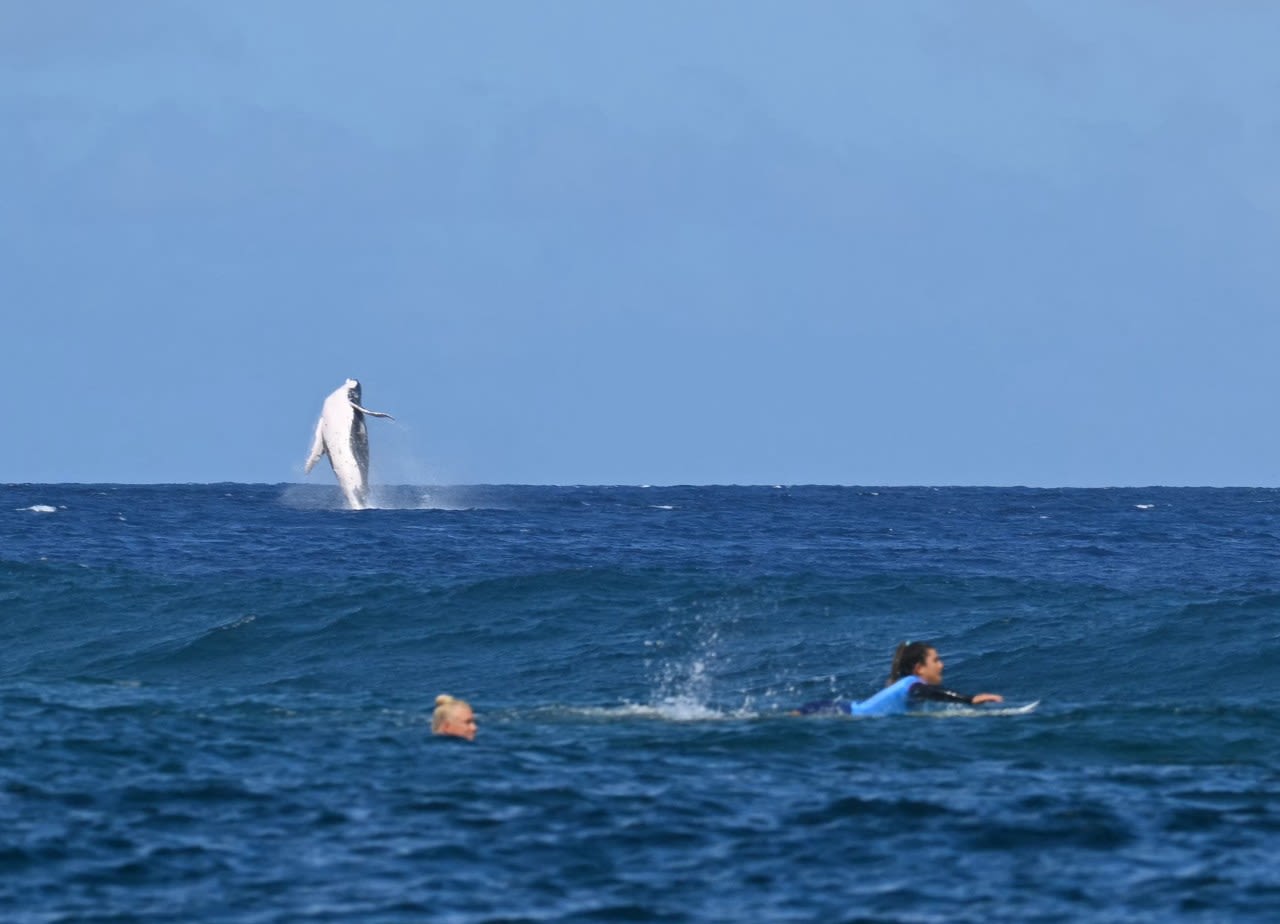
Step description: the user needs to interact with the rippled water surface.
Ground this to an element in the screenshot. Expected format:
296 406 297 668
3 484 1279 921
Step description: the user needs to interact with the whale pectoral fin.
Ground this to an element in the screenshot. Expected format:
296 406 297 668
304 418 327 474
350 402 394 420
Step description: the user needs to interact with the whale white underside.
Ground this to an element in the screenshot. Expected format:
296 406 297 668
304 383 392 510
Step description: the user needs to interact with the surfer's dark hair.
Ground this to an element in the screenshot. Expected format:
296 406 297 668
888 641 934 686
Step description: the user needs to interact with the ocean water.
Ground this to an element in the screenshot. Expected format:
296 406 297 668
3 483 1279 923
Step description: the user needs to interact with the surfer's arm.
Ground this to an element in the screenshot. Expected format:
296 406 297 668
910 684 1003 706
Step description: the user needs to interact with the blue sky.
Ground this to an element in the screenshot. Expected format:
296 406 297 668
5 2 1279 486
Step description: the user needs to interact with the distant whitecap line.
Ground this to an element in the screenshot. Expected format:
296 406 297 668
217 615 257 631
526 702 758 722
508 701 1041 723
279 484 492 512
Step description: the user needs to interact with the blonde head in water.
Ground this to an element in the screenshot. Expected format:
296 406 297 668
432 694 477 741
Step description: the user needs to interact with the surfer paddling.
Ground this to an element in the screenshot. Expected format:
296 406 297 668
794 641 1003 716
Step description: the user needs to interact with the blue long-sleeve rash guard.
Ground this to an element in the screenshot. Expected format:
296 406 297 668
797 676 979 717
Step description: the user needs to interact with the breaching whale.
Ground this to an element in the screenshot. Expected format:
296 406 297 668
304 378 394 509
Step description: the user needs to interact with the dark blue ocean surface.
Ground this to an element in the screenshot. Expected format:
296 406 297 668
3 484 1279 922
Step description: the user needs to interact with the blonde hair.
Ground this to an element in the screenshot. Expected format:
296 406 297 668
432 693 470 732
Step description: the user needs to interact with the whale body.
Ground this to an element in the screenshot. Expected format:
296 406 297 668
304 378 394 509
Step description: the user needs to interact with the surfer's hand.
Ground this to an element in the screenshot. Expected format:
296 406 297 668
971 693 1004 705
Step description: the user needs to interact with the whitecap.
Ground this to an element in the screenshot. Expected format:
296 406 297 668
649 696 732 721
217 614 257 631
553 701 751 722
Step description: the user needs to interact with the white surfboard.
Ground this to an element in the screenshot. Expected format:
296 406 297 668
920 700 1040 718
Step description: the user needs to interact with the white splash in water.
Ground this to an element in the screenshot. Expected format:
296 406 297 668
642 606 756 719
217 614 257 631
